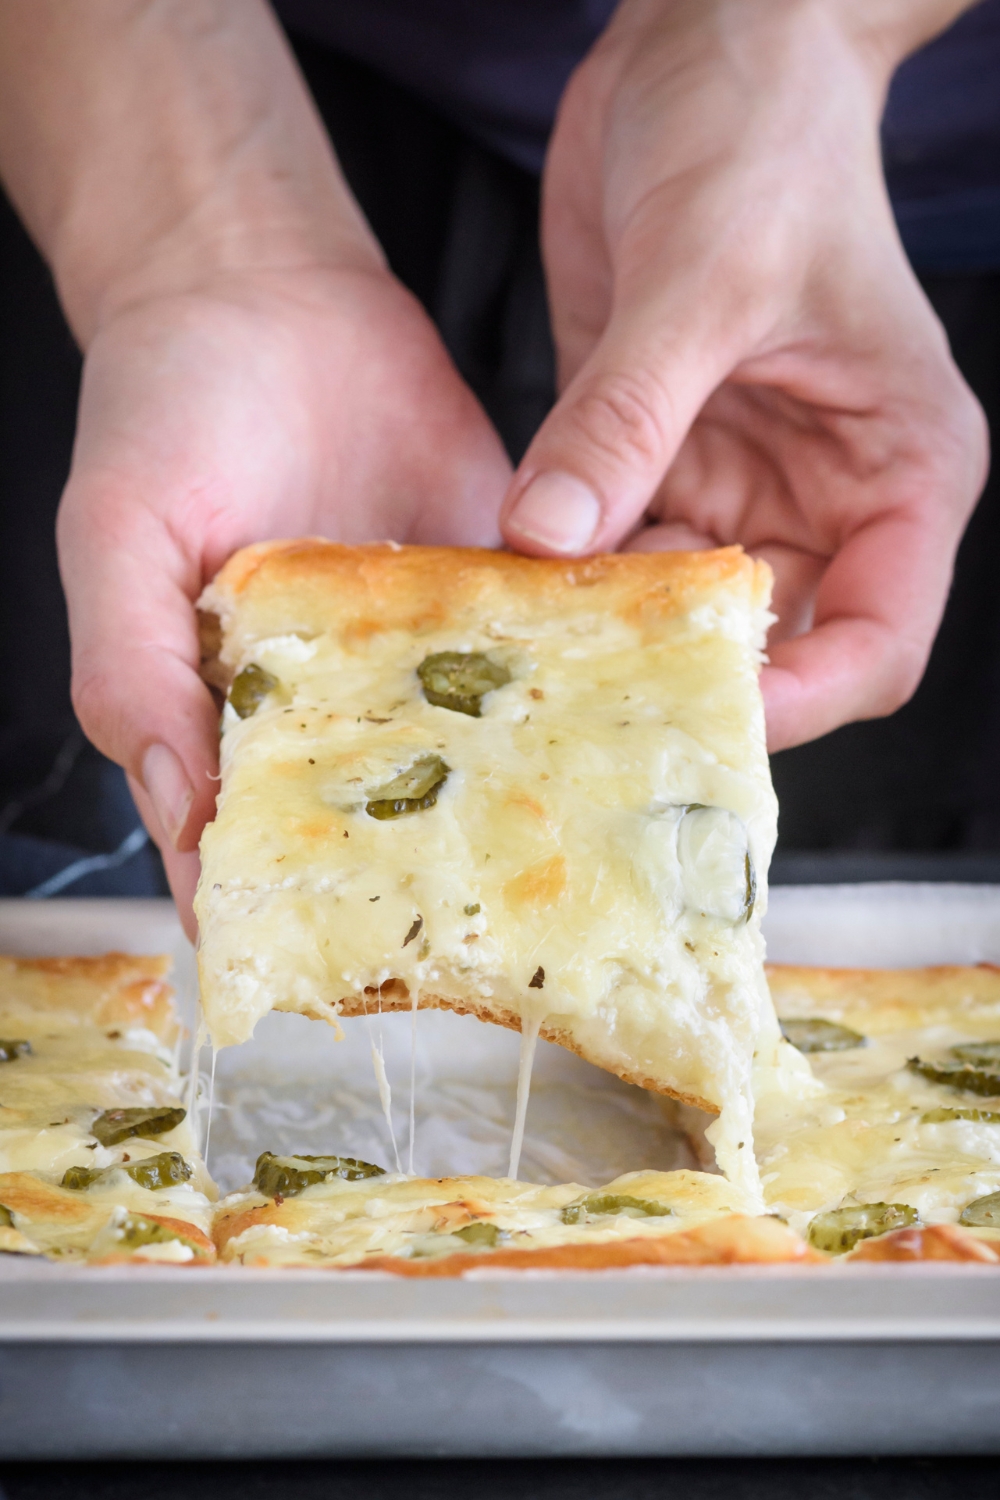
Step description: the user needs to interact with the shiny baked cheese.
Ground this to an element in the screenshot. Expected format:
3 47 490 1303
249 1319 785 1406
756 965 1000 1241
0 954 215 1262
213 1165 811 1269
196 542 780 1196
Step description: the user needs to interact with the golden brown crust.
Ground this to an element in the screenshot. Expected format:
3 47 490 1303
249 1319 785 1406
282 989 717 1114
346 1215 818 1275
216 1210 816 1271
198 540 771 682
0 953 177 1044
767 962 1000 1032
847 1223 1000 1264
213 1201 282 1255
0 1171 98 1225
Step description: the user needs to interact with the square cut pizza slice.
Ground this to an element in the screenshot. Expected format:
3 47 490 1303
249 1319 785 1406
196 541 780 1192
753 962 1000 1260
213 1157 815 1271
0 953 215 1263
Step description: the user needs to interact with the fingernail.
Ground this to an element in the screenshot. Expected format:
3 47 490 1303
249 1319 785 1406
142 743 194 849
506 472 601 553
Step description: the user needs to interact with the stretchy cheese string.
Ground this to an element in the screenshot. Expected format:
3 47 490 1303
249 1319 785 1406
364 985 401 1174
508 1009 544 1180
408 987 419 1177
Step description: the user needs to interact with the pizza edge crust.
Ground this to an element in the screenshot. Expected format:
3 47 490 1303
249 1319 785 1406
217 1211 821 1271
0 951 177 1044
197 539 772 687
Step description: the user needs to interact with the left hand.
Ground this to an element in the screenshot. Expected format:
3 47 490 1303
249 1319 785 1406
501 0 988 750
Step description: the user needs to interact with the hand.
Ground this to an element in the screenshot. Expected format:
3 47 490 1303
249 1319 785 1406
57 264 510 933
501 0 988 750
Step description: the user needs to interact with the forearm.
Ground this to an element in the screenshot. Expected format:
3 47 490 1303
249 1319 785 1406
0 0 380 345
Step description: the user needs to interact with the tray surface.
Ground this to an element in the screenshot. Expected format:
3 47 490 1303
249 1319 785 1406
2 891 1000 1457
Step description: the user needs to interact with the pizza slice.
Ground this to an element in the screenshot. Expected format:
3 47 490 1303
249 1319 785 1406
669 962 1000 1262
0 953 215 1263
196 541 780 1194
213 1156 815 1270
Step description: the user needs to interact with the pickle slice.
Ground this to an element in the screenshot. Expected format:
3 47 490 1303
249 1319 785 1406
253 1151 385 1198
0 1205 12 1229
417 652 511 716
806 1202 918 1255
921 1107 1000 1125
229 663 279 719
366 755 450 820
92 1105 187 1147
907 1057 1000 1097
0 1039 31 1063
62 1151 192 1192
949 1041 1000 1067
561 1192 673 1226
779 1018 866 1054
451 1222 505 1248
109 1212 187 1251
678 806 755 923
959 1191 1000 1228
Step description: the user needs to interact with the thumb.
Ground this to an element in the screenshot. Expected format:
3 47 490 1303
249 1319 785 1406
501 292 729 556
57 479 220 864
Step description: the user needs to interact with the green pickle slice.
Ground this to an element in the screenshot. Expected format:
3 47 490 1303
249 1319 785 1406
228 663 279 719
254 1151 386 1198
0 1039 32 1063
561 1193 673 1226
921 1107 1000 1125
807 1202 918 1255
110 1212 188 1251
959 1191 1000 1228
743 852 757 925
949 1041 1000 1066
92 1105 187 1147
366 755 450 820
908 1055 1000 1096
0 1205 13 1229
62 1151 192 1192
417 651 511 716
779 1018 866 1053
451 1222 505 1248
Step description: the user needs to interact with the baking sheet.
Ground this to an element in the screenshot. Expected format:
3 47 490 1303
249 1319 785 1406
2 889 1000 1459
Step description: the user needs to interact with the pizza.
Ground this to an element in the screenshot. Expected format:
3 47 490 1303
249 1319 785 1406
213 1160 815 1271
209 962 1000 1271
4 949 1000 1269
0 954 215 1262
195 540 779 1194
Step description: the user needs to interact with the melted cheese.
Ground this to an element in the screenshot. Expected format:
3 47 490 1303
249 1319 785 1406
0 959 215 1261
757 966 1000 1235
196 543 779 1198
215 1167 753 1268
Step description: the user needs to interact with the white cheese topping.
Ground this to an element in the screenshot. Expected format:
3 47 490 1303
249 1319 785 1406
197 556 779 1200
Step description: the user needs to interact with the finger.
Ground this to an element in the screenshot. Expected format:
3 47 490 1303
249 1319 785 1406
58 478 220 858
501 247 742 557
128 775 200 942
760 502 958 752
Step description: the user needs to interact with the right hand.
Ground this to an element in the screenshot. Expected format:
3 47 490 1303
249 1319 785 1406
57 263 511 933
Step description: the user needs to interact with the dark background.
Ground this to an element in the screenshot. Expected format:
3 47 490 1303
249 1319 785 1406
0 1457 997 1500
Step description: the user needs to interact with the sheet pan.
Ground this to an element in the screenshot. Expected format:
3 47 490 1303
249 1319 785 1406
1 889 999 1459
